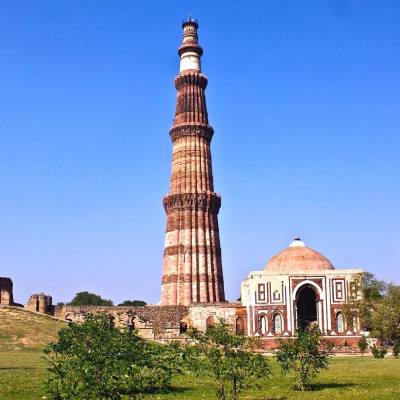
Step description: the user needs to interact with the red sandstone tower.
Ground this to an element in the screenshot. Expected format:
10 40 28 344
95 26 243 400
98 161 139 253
161 18 225 306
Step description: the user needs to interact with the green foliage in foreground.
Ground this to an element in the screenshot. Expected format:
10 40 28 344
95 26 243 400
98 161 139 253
1 351 400 400
371 344 387 359
44 314 181 399
276 325 329 391
68 291 113 306
186 319 270 400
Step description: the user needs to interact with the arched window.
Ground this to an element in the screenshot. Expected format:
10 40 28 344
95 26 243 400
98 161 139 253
272 313 282 335
336 312 344 333
259 314 267 335
236 316 244 335
206 316 215 331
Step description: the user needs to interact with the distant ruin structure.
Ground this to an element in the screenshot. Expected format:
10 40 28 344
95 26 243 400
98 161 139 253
0 277 14 306
26 293 53 315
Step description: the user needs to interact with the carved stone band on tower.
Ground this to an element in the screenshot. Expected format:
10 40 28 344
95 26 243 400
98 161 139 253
160 18 225 306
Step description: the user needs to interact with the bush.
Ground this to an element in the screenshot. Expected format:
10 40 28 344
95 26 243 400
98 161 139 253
392 340 400 358
276 325 330 391
371 344 387 359
44 313 181 399
186 318 269 400
358 336 368 354
118 300 147 307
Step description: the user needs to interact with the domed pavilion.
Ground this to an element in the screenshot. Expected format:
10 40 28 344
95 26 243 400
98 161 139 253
240 238 363 347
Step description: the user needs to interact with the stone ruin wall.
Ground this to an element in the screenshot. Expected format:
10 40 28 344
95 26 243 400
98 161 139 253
55 305 191 341
26 293 53 315
55 302 245 341
0 277 14 306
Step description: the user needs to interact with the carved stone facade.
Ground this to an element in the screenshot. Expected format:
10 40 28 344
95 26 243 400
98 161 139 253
161 17 225 306
0 277 14 306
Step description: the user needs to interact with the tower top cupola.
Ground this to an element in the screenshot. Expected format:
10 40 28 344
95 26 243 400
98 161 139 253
182 15 198 29
179 16 203 72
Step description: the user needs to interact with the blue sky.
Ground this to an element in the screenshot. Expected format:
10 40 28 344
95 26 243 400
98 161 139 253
1 1 399 305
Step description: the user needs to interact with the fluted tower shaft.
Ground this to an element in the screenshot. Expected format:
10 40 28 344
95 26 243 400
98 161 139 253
161 18 225 306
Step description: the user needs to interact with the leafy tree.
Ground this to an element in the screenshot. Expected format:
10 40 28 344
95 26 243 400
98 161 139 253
276 324 330 391
358 335 368 355
342 272 386 333
68 291 113 306
370 284 400 344
118 300 147 307
44 313 181 399
186 318 269 400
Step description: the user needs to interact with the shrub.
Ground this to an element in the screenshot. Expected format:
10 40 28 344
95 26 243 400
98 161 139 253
358 336 368 354
371 344 387 359
392 340 400 358
44 313 181 399
276 325 330 391
186 318 269 400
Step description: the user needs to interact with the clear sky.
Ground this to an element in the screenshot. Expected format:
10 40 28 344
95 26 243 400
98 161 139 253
1 1 399 305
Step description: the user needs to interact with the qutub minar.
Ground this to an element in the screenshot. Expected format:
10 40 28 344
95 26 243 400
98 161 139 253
1 18 367 351
161 16 225 306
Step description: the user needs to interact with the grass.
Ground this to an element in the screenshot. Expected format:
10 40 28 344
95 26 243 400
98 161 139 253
0 306 66 399
0 307 399 399
0 307 66 352
0 352 399 399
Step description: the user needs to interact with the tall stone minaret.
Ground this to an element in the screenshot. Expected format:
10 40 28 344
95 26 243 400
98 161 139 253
161 17 225 306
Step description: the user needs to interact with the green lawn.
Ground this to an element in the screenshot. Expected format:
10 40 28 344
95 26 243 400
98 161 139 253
0 308 399 399
0 350 399 400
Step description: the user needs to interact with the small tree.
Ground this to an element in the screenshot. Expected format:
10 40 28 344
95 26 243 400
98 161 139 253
358 335 368 355
68 291 113 306
44 313 181 399
276 325 329 391
186 318 269 400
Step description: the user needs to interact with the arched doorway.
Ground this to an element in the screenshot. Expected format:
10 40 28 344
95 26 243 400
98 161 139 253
206 316 215 331
296 285 317 331
259 314 267 335
235 316 244 335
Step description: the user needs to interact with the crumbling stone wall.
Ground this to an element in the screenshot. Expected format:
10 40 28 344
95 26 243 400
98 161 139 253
0 277 14 306
54 302 245 340
26 293 53 315
55 305 190 341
